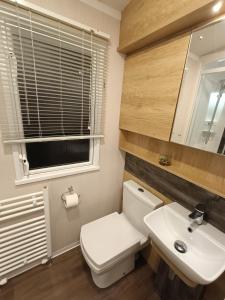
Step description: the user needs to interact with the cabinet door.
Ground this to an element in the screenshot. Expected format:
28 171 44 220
119 35 190 141
119 0 216 53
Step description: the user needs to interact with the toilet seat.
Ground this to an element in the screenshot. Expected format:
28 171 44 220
80 212 147 273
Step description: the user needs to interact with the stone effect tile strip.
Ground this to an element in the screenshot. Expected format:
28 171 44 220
125 153 225 233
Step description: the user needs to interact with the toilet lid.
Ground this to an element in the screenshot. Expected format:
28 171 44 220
80 212 146 269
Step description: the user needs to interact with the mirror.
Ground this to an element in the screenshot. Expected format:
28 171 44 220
171 19 225 155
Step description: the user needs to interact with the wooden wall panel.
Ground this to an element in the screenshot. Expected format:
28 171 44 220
119 35 190 142
125 153 225 232
119 0 225 53
120 130 225 198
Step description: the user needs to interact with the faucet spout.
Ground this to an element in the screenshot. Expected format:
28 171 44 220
188 204 205 225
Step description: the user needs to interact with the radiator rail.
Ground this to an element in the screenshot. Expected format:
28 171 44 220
0 187 52 285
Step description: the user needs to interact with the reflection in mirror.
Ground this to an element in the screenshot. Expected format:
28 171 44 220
171 19 225 155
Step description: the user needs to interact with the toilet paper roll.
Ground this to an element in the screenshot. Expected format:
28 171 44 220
63 193 79 208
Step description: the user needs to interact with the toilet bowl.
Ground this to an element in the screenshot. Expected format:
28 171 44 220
80 180 163 288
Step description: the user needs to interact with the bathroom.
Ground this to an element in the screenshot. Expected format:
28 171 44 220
0 0 225 299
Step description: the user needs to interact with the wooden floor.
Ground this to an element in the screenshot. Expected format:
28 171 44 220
0 247 160 300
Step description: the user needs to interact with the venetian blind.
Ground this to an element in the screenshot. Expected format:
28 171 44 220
0 1 108 143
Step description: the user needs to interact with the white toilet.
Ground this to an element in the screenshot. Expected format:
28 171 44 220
80 180 163 288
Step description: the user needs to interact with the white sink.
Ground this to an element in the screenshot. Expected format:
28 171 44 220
144 202 225 285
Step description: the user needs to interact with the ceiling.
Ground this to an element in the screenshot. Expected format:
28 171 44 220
98 0 130 11
190 20 225 57
80 0 130 20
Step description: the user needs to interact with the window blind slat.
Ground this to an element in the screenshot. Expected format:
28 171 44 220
0 1 108 143
0 13 107 49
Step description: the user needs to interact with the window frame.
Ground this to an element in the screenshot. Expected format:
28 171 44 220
9 37 101 185
12 138 100 185
0 1 109 185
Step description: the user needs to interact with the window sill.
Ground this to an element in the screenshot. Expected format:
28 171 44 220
15 164 100 185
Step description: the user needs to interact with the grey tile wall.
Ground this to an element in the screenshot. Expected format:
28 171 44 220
125 153 225 233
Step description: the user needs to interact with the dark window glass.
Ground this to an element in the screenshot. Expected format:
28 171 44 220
26 139 90 170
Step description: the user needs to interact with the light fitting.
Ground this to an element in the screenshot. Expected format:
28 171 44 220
212 1 223 13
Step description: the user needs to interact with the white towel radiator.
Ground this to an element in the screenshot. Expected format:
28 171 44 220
0 187 52 285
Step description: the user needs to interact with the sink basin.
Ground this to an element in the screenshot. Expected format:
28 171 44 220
144 202 225 285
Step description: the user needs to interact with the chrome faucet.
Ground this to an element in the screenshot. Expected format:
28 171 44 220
188 204 206 225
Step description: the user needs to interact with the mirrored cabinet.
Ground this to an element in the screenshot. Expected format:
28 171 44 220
171 19 225 155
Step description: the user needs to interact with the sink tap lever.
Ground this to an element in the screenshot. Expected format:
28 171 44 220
188 204 206 225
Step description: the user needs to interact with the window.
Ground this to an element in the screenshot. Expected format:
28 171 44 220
0 1 108 184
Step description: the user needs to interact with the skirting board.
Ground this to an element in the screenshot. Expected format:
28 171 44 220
52 241 80 258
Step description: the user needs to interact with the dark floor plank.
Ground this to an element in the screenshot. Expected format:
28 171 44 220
0 247 160 300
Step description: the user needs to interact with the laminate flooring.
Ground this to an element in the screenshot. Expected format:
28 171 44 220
0 247 160 300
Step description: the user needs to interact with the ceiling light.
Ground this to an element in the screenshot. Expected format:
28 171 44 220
199 35 204 40
212 1 223 13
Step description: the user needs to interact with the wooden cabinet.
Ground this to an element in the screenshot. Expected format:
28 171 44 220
120 130 225 198
119 34 190 142
119 0 223 53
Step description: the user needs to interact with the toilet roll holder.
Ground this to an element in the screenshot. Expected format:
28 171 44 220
61 186 80 206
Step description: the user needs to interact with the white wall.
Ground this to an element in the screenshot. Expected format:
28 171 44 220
0 0 125 253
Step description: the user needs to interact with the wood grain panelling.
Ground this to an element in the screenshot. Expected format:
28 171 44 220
125 154 225 233
0 247 159 300
119 0 225 53
119 35 190 142
120 130 225 198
